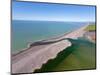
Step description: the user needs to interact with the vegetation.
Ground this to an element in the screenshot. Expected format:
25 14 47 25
85 24 96 31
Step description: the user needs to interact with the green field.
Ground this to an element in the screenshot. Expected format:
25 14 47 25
86 24 96 31
34 38 96 73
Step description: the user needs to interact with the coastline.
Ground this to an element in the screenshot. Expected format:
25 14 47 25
12 25 88 74
13 24 88 55
12 24 87 55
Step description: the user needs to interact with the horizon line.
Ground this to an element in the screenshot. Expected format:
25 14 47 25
12 19 95 23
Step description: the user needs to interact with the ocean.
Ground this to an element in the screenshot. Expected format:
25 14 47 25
12 20 87 54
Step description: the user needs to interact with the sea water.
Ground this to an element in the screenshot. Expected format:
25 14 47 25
12 20 87 54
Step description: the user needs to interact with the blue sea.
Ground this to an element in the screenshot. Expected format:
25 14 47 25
12 20 87 54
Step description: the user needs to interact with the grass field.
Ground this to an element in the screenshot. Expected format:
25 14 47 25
86 24 96 31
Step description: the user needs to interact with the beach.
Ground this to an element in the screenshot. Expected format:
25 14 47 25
12 21 86 54
12 25 88 74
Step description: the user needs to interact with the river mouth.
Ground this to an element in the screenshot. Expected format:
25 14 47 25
34 37 96 73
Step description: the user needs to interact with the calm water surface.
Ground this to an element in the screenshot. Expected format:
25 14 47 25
12 20 87 53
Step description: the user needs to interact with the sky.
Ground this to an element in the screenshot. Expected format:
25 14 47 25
12 1 96 22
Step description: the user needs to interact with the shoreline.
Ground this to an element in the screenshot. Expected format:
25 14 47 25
12 25 88 55
12 25 88 74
